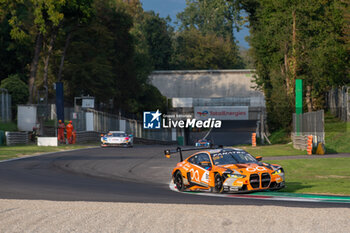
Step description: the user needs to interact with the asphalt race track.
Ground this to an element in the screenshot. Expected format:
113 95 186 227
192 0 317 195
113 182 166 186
0 145 349 208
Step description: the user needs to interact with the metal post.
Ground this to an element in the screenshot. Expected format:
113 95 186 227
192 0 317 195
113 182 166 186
295 79 303 136
260 108 264 144
1 91 5 121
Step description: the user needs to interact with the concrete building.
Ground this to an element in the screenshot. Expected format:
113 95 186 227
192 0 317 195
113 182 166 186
149 70 267 146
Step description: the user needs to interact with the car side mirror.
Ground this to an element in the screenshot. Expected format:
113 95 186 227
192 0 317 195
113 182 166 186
256 156 262 161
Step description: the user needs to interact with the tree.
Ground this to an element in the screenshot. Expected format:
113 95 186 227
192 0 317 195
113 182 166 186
141 11 173 70
4 0 66 103
177 0 242 39
171 28 243 69
243 0 349 130
0 74 29 114
174 0 243 70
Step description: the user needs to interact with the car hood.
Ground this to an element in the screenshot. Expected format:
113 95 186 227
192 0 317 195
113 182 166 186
219 163 275 173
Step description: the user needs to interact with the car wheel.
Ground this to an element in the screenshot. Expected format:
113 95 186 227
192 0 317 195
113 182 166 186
174 172 185 192
214 173 223 193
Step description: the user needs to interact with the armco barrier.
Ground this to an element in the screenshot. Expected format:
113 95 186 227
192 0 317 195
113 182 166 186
5 131 28 145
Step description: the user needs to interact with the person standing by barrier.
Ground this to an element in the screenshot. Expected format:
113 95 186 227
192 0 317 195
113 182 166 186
72 130 76 144
66 120 74 144
57 120 65 144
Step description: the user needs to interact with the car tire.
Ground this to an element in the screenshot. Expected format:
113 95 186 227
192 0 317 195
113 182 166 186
214 173 224 193
174 172 185 192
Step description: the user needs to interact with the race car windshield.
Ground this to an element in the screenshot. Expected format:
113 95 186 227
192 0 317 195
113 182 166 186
111 133 127 137
211 151 257 165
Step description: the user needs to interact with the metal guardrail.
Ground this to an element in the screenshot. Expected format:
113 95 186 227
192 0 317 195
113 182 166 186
5 131 28 145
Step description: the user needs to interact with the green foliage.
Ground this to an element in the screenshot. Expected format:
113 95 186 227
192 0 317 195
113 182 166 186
268 129 290 144
0 7 32 82
0 122 18 131
243 0 349 130
141 11 173 70
177 0 242 39
171 28 243 69
0 74 29 106
174 0 244 69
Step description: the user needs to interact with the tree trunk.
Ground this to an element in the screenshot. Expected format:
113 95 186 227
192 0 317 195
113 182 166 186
291 9 297 95
28 33 43 104
306 85 312 112
43 32 56 105
58 31 72 82
283 42 290 93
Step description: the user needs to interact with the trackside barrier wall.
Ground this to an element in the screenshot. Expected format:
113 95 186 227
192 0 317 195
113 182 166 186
82 109 175 142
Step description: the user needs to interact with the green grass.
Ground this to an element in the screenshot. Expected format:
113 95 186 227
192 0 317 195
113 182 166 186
266 158 350 195
0 122 17 131
238 144 307 157
324 113 350 153
0 144 98 161
268 128 291 144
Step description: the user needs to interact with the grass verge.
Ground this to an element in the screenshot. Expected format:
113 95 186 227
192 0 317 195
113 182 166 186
324 113 350 153
239 144 307 157
266 157 350 195
0 143 98 161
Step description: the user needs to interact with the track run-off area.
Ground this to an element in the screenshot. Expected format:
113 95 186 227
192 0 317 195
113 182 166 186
1 145 350 207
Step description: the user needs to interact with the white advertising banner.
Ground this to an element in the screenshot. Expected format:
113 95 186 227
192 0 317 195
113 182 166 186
194 106 249 120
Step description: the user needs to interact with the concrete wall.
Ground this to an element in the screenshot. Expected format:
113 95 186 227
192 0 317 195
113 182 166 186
149 70 263 98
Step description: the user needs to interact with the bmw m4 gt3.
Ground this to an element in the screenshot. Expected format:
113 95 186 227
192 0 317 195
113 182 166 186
165 147 285 193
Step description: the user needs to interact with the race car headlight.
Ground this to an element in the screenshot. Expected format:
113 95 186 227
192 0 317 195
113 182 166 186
230 174 246 179
272 169 282 175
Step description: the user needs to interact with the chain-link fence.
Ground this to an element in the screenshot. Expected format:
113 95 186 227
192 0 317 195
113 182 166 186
0 89 11 122
327 86 350 122
292 110 325 146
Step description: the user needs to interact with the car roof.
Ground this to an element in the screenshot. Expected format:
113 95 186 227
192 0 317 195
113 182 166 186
109 131 125 133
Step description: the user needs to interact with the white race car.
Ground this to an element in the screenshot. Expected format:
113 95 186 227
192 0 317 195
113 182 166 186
101 131 133 147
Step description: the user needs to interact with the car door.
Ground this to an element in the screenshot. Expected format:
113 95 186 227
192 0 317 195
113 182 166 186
187 153 211 187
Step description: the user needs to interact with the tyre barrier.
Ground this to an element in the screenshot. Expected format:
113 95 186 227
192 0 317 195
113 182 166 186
251 133 256 147
307 135 313 155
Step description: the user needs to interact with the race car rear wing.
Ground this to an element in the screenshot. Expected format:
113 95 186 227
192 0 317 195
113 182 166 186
164 145 222 162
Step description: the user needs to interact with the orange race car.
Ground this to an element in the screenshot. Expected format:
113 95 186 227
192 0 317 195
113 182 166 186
165 147 285 193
